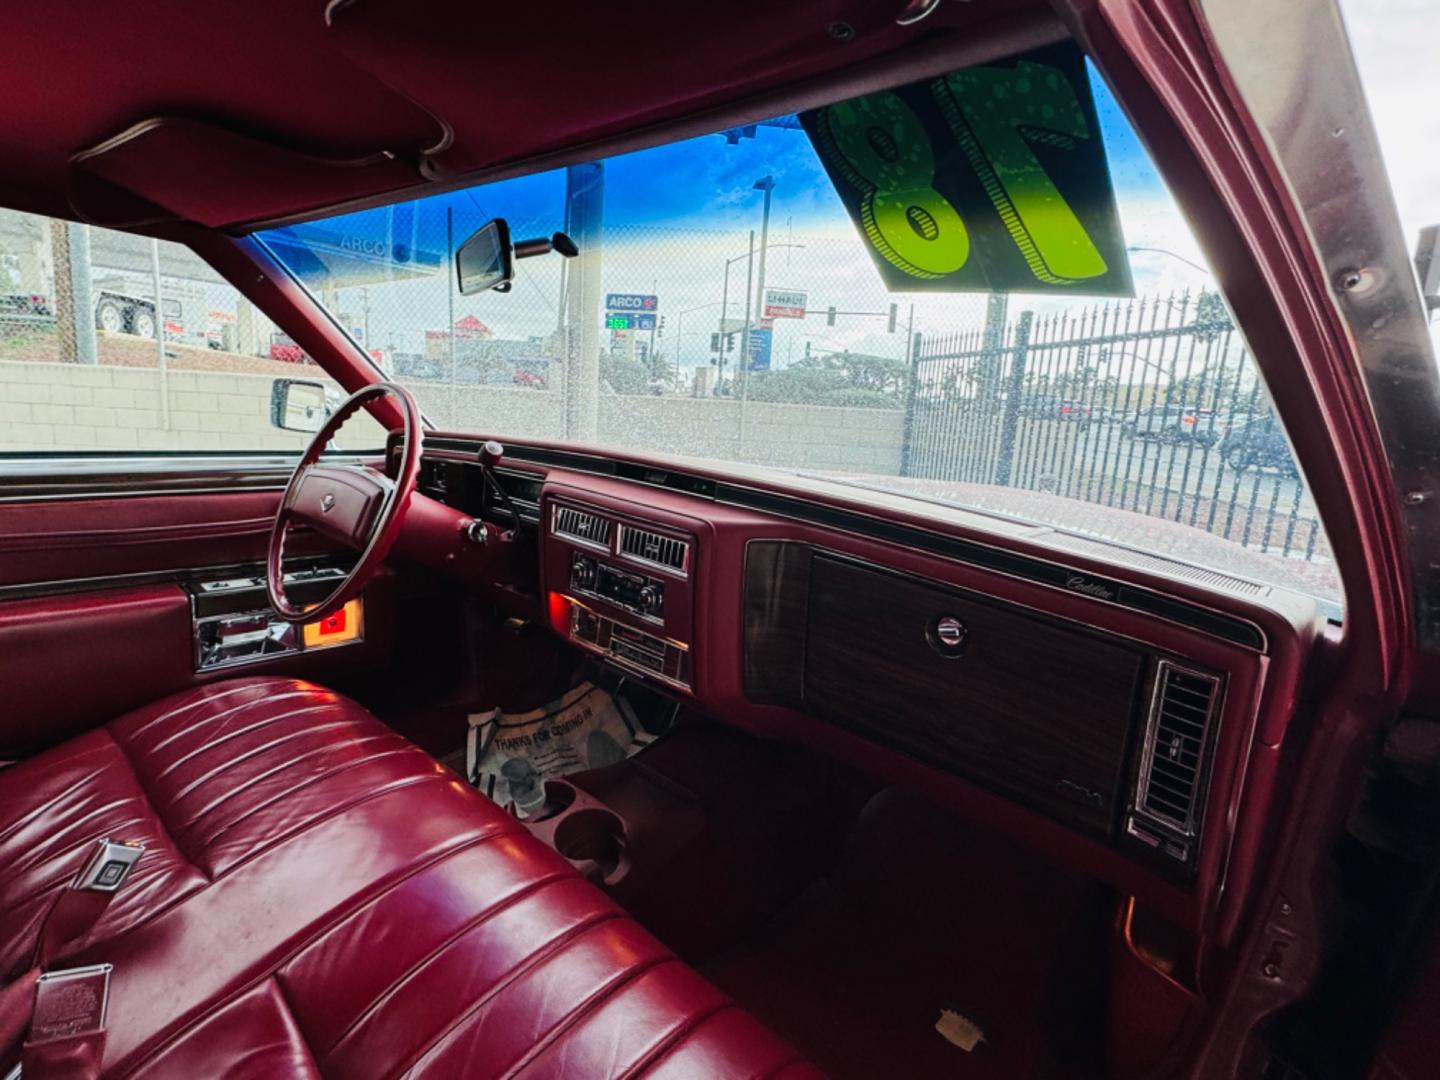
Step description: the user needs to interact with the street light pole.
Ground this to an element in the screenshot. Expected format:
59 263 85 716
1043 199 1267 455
752 177 775 326
715 241 804 397
745 177 776 398
717 261 732 395
676 301 721 394
1126 246 1212 276
739 230 755 393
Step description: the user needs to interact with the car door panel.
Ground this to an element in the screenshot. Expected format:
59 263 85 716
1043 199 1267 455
0 491 342 588
0 467 397 755
0 585 192 757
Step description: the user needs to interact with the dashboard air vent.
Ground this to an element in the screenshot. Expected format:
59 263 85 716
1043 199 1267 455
552 505 611 548
618 525 689 575
1129 661 1222 860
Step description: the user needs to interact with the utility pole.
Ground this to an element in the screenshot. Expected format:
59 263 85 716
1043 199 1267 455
151 239 170 430
446 206 457 416
752 177 775 325
746 177 775 397
738 230 755 398
717 260 732 395
48 221 75 363
67 224 96 365
648 276 658 379
563 163 604 438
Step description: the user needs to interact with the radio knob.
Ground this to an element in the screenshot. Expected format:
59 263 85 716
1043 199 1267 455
573 558 597 588
638 584 662 613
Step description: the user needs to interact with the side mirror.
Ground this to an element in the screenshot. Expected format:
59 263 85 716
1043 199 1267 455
270 378 330 433
456 219 513 296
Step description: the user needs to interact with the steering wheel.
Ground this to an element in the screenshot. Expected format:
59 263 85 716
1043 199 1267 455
267 382 423 623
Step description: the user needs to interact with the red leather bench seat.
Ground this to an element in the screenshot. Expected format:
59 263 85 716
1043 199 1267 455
0 677 819 1078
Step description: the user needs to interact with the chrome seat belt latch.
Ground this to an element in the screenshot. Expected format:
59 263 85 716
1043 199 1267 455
72 839 145 893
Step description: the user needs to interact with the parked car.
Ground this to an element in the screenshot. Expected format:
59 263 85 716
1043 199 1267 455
269 331 309 364
1121 405 1225 445
0 292 49 318
1220 414 1298 474
1019 394 1092 424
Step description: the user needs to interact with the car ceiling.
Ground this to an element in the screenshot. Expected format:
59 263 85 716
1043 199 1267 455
2 0 1049 232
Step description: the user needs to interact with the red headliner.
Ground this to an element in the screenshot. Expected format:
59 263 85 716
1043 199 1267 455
2 0 1046 230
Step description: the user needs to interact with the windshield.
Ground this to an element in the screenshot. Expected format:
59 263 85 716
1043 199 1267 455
258 44 1341 610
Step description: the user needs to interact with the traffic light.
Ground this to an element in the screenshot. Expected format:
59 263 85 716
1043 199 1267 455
724 332 737 351
887 303 898 333
710 332 720 352
826 306 836 326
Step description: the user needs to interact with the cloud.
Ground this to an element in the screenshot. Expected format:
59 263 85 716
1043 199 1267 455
1339 0 1440 243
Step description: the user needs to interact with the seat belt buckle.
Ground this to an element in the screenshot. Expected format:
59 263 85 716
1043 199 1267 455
29 964 112 1044
72 839 144 893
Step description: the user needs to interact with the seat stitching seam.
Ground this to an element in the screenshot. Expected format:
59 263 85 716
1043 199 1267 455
497 956 676 1080
117 680 280 742
267 970 323 1074
145 692 321 757
387 912 628 1080
157 705 340 784
1 799 148 885
2 813 151 913
197 771 441 874
110 825 514 1080
165 713 365 802
105 728 209 872
0 742 119 848
618 1002 737 1080
321 872 574 1056
174 734 395 832
192 749 428 850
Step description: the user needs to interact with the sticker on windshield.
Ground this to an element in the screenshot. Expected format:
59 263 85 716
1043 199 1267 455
800 42 1133 297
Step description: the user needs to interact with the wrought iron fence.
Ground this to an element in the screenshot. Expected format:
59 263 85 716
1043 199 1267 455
902 289 1327 563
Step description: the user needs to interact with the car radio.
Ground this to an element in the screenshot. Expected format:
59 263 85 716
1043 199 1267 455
571 554 664 621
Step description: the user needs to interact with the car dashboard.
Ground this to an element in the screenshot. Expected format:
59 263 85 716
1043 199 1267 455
407 433 1321 945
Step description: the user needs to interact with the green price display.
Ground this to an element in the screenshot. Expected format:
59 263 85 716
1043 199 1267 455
801 42 1132 297
606 315 632 330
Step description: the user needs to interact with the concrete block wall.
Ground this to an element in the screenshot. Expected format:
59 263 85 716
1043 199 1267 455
1 362 905 477
0 362 373 452
593 394 904 474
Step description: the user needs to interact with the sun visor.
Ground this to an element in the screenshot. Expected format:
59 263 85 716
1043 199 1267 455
324 0 927 176
70 117 426 229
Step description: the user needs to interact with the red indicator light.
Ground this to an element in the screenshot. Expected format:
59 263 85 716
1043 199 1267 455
547 592 572 634
318 608 347 636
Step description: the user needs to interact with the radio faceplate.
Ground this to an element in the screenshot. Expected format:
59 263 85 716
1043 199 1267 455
545 496 697 693
570 553 665 623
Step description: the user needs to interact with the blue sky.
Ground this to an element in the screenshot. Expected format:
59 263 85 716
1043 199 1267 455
263 59 1202 369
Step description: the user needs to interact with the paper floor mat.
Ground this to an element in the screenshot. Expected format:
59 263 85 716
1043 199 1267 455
466 682 651 810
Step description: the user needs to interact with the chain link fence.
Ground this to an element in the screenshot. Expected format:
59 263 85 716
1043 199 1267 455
0 208 381 451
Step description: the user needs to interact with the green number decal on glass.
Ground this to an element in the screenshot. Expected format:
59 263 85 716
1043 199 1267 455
812 92 970 279
931 62 1108 285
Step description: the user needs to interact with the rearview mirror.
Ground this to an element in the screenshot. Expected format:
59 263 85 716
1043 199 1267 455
456 219 513 295
270 378 330 433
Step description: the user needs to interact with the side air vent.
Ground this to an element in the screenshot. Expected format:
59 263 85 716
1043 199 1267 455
1128 661 1223 863
552 505 611 548
618 524 689 575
